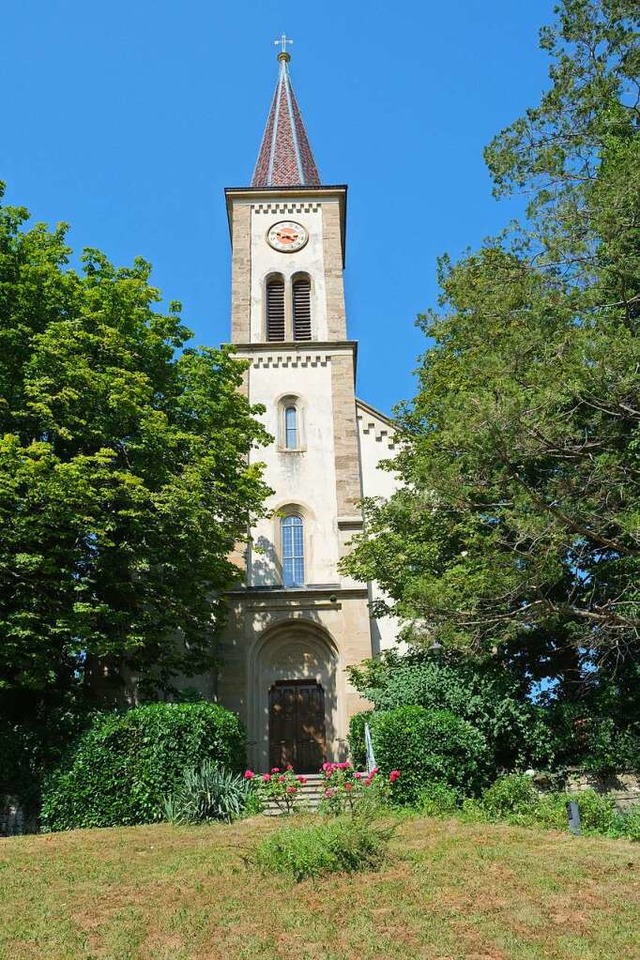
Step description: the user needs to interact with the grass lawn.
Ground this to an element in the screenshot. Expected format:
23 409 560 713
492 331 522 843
1 815 639 960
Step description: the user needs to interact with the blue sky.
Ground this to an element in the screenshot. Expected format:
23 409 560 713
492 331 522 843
2 0 555 415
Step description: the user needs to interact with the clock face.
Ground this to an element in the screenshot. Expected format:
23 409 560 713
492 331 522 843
267 220 308 252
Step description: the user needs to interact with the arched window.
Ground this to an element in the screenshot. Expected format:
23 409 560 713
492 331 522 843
284 405 298 449
266 275 285 341
281 514 304 587
292 275 312 341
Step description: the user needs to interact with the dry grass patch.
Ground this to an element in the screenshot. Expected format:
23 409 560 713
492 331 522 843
1 816 639 959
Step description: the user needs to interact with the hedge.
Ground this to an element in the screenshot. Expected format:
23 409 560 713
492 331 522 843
41 702 246 830
369 705 491 804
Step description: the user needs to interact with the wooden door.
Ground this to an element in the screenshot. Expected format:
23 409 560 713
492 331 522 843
269 681 326 772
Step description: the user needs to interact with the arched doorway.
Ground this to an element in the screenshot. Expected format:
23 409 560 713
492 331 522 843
248 621 340 772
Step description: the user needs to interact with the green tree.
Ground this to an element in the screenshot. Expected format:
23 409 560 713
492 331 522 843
0 184 271 702
344 1 640 698
347 649 550 770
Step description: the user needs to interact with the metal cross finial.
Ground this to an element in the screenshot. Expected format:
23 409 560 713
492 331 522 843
274 34 293 54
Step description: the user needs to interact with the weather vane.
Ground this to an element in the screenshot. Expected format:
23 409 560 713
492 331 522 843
274 34 293 55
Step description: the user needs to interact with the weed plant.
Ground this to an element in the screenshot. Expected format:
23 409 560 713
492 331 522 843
414 772 640 840
254 814 394 882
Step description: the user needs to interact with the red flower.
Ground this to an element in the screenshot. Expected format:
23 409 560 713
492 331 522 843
389 769 401 783
278 775 286 783
344 782 353 792
297 776 307 785
286 785 297 795
243 770 255 780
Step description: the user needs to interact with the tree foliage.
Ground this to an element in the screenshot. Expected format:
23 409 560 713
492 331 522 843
347 649 549 770
343 1 640 696
0 185 270 700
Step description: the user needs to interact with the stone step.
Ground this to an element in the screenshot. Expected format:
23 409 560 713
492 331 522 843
258 773 328 816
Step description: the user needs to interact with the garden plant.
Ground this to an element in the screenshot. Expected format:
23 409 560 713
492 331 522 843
319 761 399 815
243 766 308 814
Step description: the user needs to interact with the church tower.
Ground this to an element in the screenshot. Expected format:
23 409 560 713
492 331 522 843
218 44 398 772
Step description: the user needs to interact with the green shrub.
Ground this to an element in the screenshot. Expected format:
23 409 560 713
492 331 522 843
347 711 371 769
416 780 460 817
619 805 640 841
163 761 252 824
370 706 490 805
41 702 246 830
469 776 623 835
566 790 619 834
348 650 550 772
254 816 393 882
479 774 541 824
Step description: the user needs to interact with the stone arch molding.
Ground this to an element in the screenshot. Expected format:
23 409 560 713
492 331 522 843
247 620 343 770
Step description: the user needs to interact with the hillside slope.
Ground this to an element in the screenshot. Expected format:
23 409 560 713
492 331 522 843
1 816 639 959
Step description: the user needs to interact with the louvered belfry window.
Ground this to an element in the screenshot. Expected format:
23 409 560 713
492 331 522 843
292 276 312 341
266 276 285 341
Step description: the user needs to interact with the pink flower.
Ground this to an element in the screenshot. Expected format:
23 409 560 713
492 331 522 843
286 764 294 771
278 775 286 783
297 776 307 785
271 767 280 774
324 788 335 799
389 769 401 783
286 786 297 795
344 782 353 792
243 770 255 780
262 774 271 783
354 772 363 779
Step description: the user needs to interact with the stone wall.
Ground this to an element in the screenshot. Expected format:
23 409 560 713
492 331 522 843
533 770 640 812
566 770 640 812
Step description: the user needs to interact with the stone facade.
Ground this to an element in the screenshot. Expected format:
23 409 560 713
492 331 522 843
217 184 401 772
214 55 404 773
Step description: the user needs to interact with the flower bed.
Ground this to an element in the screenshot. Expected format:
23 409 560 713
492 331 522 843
244 766 308 814
320 762 400 815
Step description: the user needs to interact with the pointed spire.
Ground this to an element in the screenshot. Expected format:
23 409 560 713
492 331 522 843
251 41 321 188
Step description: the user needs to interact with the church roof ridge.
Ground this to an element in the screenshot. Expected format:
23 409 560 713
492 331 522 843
251 46 321 189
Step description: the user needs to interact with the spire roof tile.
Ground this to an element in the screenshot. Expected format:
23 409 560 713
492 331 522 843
252 53 321 188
